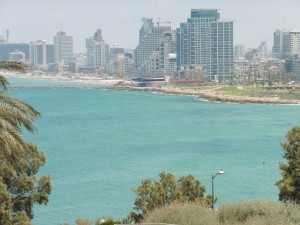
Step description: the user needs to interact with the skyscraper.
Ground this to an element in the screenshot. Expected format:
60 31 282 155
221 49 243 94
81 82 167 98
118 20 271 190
158 31 176 74
29 40 47 69
139 17 154 43
86 29 106 71
54 31 73 64
178 9 220 68
46 44 55 64
206 21 234 81
273 29 300 59
135 18 171 74
177 9 234 81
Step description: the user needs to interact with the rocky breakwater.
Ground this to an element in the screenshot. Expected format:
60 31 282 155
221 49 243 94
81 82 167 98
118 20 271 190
107 85 300 104
197 91 300 104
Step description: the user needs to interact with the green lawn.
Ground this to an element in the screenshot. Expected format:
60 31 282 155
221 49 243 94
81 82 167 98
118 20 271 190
179 85 300 100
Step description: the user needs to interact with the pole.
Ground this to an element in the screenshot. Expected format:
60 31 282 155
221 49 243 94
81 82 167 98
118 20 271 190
212 174 214 210
211 170 224 210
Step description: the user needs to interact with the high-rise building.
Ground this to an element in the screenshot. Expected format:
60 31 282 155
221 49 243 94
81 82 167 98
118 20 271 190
206 21 234 81
158 31 176 75
177 9 234 81
178 9 220 68
124 52 134 78
285 55 300 74
54 31 73 64
139 17 154 43
86 29 106 71
234 45 246 59
46 44 55 64
29 40 47 69
135 17 171 74
273 29 300 59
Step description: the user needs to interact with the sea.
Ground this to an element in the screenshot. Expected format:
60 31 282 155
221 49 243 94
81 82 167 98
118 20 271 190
6 77 300 225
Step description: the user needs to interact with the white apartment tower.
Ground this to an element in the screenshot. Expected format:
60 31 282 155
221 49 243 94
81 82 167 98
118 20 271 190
86 29 106 71
54 31 73 64
29 40 47 69
206 21 234 81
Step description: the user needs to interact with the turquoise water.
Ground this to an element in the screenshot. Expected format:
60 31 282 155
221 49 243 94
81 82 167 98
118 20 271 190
7 77 300 225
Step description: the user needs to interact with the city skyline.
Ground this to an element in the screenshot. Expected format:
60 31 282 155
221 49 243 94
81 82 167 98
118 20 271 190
1 0 300 52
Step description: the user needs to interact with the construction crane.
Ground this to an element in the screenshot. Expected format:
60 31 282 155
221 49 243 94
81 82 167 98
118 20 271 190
156 18 171 26
157 21 171 26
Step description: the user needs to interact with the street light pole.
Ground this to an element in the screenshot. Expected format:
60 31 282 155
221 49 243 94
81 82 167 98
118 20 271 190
211 169 224 210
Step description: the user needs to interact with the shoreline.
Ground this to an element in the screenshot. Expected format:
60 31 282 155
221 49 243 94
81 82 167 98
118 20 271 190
1 72 123 85
2 72 300 104
107 85 300 105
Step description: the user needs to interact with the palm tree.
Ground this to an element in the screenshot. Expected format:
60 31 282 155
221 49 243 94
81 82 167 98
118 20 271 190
0 61 28 73
0 61 40 166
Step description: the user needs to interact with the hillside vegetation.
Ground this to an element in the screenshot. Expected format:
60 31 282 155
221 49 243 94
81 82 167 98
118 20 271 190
143 201 300 225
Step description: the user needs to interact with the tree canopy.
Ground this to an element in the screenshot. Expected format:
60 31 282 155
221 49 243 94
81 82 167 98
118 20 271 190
277 126 300 203
0 61 28 73
0 62 51 224
130 172 211 222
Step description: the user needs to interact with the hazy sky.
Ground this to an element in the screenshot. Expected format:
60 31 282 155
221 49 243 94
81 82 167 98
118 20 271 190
1 0 300 53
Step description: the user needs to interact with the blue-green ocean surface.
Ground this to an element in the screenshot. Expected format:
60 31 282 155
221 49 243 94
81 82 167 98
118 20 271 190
6 77 300 225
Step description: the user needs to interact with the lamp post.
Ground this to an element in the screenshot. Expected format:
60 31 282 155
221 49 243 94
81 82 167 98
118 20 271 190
211 169 224 210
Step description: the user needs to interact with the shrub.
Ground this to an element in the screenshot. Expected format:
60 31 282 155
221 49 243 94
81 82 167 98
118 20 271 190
218 201 300 224
143 202 218 225
218 201 274 223
95 217 120 225
144 201 300 225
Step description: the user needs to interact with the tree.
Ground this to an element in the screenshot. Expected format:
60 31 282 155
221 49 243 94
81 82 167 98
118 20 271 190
0 61 28 73
0 62 51 224
0 62 39 166
0 143 51 224
130 172 211 222
276 126 300 203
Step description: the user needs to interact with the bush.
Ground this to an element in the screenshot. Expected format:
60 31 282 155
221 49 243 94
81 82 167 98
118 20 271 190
143 201 300 225
95 217 120 225
218 201 274 223
143 202 218 225
218 201 300 224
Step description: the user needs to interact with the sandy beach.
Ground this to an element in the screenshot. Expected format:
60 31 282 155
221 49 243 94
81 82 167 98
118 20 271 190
1 72 123 85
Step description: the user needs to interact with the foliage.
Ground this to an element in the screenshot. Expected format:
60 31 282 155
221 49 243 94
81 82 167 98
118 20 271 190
120 216 134 224
95 218 121 225
144 202 217 225
130 172 211 222
144 201 300 225
0 72 40 167
75 218 93 225
218 201 275 223
0 61 28 73
0 143 51 223
276 126 300 203
0 64 51 224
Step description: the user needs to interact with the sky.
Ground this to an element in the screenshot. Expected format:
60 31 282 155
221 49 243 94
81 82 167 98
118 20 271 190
1 0 300 53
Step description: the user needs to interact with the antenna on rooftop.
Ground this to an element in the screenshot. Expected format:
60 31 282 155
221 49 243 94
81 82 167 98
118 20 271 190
6 29 9 43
